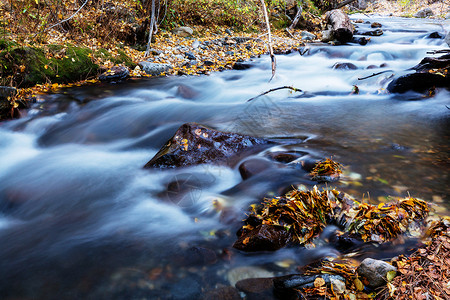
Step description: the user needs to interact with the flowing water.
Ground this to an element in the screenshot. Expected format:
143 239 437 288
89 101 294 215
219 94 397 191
0 15 449 299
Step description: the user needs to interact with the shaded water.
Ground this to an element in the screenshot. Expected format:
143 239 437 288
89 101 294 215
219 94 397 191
0 15 449 299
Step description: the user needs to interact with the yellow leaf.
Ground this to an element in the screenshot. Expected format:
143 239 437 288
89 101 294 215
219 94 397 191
314 277 326 287
35 0 38 4
354 278 364 291
44 65 48 69
386 270 396 282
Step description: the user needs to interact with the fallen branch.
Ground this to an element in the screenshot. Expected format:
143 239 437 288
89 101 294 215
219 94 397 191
246 86 303 102
358 70 394 80
260 0 276 81
288 5 303 31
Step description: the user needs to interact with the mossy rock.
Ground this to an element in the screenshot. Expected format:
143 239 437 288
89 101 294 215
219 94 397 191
0 44 99 87
95 48 136 68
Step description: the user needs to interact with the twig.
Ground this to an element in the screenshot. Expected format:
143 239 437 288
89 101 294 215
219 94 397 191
45 0 90 32
246 86 303 102
260 0 276 81
357 70 394 80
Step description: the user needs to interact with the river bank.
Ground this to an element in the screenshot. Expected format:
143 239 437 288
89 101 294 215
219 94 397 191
1 0 449 121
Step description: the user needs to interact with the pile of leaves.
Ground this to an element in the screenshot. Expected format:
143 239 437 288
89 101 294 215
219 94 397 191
237 187 430 248
310 158 343 182
381 217 450 300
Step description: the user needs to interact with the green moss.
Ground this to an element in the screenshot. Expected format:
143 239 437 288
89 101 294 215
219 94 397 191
114 49 136 68
95 48 135 68
0 44 99 87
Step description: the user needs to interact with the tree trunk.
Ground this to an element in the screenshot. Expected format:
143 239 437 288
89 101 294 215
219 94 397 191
145 0 156 56
326 9 354 43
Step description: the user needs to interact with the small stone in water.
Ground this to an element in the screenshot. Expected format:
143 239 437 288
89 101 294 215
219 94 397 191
227 266 274 287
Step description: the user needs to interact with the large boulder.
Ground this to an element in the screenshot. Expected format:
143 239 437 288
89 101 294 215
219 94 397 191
325 9 354 43
387 54 450 94
143 123 272 169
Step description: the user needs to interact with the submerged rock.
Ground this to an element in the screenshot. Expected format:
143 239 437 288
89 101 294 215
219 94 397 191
227 266 274 287
202 286 241 300
144 123 272 169
357 258 397 288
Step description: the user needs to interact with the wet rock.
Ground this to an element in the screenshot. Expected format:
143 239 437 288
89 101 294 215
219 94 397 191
177 246 217 266
301 31 316 41
239 157 275 180
169 277 202 300
445 32 450 47
93 268 157 299
233 224 291 252
273 274 346 290
414 8 433 18
98 66 129 82
387 72 449 94
371 22 382 28
227 266 274 287
361 29 383 36
172 26 194 37
138 61 172 76
176 84 199 99
202 286 241 300
185 52 196 60
356 37 369 45
357 258 397 288
333 62 358 70
143 123 272 169
426 32 444 39
203 60 215 67
267 151 307 164
235 277 274 294
232 62 252 70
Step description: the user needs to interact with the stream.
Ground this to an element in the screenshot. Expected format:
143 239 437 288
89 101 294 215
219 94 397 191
0 14 449 299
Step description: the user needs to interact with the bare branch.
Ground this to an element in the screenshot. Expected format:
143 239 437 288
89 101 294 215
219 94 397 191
45 0 91 32
288 5 303 31
357 70 394 80
246 86 303 102
260 0 276 81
